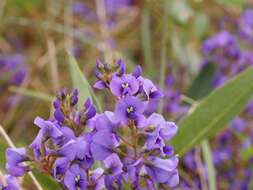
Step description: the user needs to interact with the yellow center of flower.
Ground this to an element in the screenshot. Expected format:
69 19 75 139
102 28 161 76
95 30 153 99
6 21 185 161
126 106 134 113
121 83 129 88
75 175 81 182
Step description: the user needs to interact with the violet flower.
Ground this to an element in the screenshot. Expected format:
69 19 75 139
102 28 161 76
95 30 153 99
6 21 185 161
90 130 120 160
110 74 139 97
5 148 28 177
64 164 87 190
0 175 20 190
114 96 145 127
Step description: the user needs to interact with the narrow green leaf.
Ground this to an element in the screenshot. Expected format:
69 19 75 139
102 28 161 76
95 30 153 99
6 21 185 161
202 141 217 190
141 7 153 76
158 0 170 113
68 52 102 112
187 63 216 100
8 86 53 102
170 67 253 155
32 169 60 190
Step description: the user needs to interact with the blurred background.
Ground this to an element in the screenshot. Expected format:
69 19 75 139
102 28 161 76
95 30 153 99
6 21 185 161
0 0 253 189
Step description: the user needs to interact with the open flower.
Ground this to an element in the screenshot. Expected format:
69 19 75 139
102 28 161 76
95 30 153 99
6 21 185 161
5 148 28 177
145 156 179 186
53 157 70 182
103 153 124 189
115 96 145 127
64 164 87 190
90 130 120 160
57 136 91 164
0 175 20 190
110 74 139 97
29 117 63 152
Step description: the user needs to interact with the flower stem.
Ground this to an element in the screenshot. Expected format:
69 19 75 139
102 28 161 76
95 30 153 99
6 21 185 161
0 125 44 190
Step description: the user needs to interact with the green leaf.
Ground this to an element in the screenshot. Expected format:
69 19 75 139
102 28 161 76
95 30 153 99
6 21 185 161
9 86 53 102
202 141 217 190
32 169 60 190
158 0 170 113
187 63 216 100
68 52 102 112
170 67 253 155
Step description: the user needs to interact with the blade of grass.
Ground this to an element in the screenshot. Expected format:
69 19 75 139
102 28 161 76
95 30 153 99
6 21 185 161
4 16 97 48
68 52 102 112
0 0 6 22
141 7 153 75
95 0 112 63
9 86 53 102
158 0 170 113
47 38 60 91
202 140 217 190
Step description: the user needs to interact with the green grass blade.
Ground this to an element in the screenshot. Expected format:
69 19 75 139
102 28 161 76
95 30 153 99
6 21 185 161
67 52 102 112
141 7 153 75
202 140 217 190
158 0 170 113
9 86 53 102
32 169 60 190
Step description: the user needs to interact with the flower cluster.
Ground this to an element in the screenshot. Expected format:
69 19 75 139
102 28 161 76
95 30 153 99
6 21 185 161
3 60 179 189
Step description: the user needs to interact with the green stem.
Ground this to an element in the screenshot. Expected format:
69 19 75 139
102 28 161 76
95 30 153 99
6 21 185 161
158 0 170 113
141 7 153 76
202 140 217 190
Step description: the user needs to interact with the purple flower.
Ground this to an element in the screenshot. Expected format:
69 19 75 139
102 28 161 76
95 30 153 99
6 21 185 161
58 136 91 162
0 175 19 190
144 113 177 152
89 168 105 190
132 65 142 78
104 0 133 17
5 147 28 177
115 96 145 126
72 1 96 21
30 117 63 152
54 126 75 146
230 117 246 132
103 153 124 189
212 148 232 166
90 130 120 160
183 151 197 170
0 54 26 87
64 164 87 190
88 111 119 132
137 76 163 101
83 98 96 121
104 153 123 176
202 31 239 57
71 89 79 106
53 157 70 182
145 156 179 186
109 74 139 97
116 59 126 76
54 108 65 123
239 9 253 43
